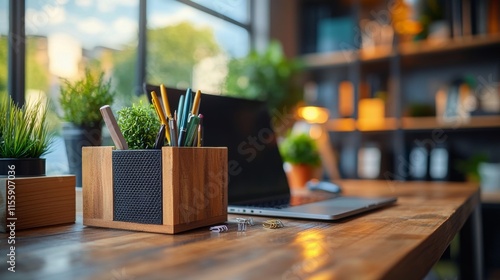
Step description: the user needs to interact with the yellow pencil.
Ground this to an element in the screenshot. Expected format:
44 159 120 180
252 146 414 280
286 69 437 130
160 84 173 118
192 89 202 115
151 91 171 144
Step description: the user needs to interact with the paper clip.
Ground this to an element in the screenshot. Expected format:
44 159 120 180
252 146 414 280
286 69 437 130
236 217 254 226
263 219 284 229
237 220 247 232
209 225 228 233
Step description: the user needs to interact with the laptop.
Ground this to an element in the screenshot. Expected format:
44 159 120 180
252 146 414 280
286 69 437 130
146 85 397 220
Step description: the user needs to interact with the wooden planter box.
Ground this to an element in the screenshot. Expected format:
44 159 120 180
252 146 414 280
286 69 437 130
82 146 228 234
0 175 76 232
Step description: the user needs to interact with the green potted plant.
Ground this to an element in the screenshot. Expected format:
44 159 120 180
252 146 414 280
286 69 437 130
117 101 160 150
279 133 321 189
59 69 115 187
0 94 54 176
224 40 304 135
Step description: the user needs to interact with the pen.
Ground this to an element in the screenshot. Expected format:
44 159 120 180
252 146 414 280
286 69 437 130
100 105 128 150
197 114 203 147
154 124 166 149
168 117 177 147
177 95 184 132
184 115 200 147
178 88 192 146
187 88 194 114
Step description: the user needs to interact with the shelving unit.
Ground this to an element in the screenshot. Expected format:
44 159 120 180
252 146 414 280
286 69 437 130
327 115 500 132
266 1 500 277
293 0 500 183
302 35 500 69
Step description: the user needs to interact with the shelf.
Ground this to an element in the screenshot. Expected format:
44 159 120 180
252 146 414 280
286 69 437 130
302 46 392 69
481 190 500 204
302 35 500 69
399 35 500 57
327 118 357 132
358 117 398 131
402 116 500 130
326 118 398 132
326 116 500 132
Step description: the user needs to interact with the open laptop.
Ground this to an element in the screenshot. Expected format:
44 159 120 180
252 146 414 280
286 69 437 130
146 85 397 220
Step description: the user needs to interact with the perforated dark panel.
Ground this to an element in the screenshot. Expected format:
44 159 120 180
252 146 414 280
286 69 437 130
112 150 163 225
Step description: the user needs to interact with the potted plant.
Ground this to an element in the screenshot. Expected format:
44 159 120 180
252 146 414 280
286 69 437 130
224 40 304 135
59 69 115 187
0 95 54 176
117 101 160 149
279 133 321 189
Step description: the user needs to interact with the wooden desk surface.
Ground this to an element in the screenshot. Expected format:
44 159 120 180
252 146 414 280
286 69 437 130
0 180 479 280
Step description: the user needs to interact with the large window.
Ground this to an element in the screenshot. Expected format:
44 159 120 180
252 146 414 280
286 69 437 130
24 0 139 174
2 0 255 175
25 0 139 108
147 0 251 94
0 0 7 97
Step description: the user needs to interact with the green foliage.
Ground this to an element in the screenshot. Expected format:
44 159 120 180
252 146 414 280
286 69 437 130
117 101 160 149
0 36 7 94
59 69 115 126
112 47 137 108
26 37 49 93
111 22 221 107
224 40 304 114
147 22 221 87
0 95 54 158
456 154 489 182
279 133 321 167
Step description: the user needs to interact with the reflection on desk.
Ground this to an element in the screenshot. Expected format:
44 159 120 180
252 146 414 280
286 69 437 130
0 180 479 279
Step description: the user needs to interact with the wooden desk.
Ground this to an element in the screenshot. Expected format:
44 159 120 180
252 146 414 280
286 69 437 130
0 180 480 280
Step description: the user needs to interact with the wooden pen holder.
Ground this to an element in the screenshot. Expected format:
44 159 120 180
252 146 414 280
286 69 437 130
82 146 228 234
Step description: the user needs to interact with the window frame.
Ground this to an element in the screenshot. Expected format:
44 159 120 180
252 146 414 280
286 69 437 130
7 0 261 105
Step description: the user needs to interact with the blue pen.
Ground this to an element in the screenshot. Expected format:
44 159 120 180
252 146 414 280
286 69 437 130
178 88 192 146
176 95 184 131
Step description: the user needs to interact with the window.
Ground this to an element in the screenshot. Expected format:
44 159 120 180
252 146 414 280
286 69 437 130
3 0 256 176
191 0 250 23
24 0 139 175
0 0 7 97
25 0 139 108
147 0 251 93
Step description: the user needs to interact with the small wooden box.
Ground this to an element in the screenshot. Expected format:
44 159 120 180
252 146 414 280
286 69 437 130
0 175 76 232
82 146 228 234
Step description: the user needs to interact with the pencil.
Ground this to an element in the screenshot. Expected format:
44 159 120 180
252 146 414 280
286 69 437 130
192 89 202 115
151 91 171 144
160 84 173 118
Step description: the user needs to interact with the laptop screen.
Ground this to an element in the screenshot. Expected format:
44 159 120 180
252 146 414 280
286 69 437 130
145 85 291 203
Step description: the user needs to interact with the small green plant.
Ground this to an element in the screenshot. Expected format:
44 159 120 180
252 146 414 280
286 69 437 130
279 133 321 166
224 40 303 116
117 101 160 149
59 69 115 127
456 153 489 182
0 95 53 158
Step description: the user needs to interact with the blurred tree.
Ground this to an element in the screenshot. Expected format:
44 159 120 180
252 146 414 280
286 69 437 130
224 40 304 123
112 21 221 107
0 36 49 96
0 36 7 96
26 37 49 93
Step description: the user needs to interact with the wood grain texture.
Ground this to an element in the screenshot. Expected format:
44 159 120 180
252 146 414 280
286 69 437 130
83 146 227 234
0 180 479 280
0 175 75 231
163 147 228 226
82 146 113 221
